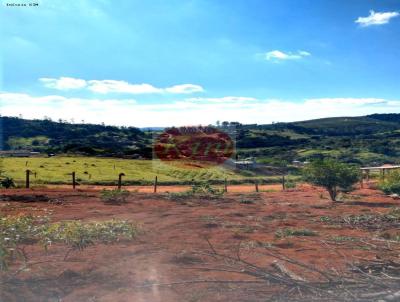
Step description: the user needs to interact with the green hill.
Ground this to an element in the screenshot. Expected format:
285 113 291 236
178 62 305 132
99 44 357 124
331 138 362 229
2 114 400 166
0 116 152 158
233 114 400 165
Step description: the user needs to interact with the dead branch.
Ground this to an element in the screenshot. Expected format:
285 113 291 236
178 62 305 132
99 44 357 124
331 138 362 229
271 260 307 282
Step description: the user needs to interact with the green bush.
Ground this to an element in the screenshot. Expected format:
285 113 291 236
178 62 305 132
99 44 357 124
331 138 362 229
284 180 297 189
0 176 15 189
378 170 400 195
100 189 130 204
302 159 360 201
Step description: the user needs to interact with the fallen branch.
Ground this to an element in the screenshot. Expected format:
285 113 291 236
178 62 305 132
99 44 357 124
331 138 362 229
271 260 307 282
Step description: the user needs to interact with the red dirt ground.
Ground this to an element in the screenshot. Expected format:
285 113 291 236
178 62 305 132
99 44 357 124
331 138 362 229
1 185 399 302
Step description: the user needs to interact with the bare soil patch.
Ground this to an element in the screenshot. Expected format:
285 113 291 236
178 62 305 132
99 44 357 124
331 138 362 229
1 186 399 301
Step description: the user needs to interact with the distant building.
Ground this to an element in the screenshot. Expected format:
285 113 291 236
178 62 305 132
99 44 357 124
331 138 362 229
224 158 256 169
292 160 309 167
234 157 256 168
292 160 302 167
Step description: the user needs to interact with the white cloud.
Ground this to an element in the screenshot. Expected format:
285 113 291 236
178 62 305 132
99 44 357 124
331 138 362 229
305 98 388 106
39 77 204 95
356 10 399 27
185 96 257 103
164 84 204 94
264 50 311 61
2 93 400 127
87 80 162 94
39 77 87 90
298 51 311 57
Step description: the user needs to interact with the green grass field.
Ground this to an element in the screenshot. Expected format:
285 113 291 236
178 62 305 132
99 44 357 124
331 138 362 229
0 156 281 186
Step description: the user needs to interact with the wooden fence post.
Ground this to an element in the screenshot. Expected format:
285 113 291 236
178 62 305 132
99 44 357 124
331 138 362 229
282 175 286 191
72 172 76 190
25 170 31 189
154 176 158 193
118 173 125 190
224 178 228 193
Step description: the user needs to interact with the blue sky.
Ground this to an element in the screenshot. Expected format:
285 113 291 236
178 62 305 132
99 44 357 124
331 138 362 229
1 0 400 126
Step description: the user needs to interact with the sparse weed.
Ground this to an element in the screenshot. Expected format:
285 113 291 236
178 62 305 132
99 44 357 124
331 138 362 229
240 199 255 204
0 214 48 270
320 216 332 222
200 215 217 223
263 212 287 221
0 214 139 270
190 182 224 197
100 189 130 204
199 215 220 227
275 228 318 238
319 208 400 230
166 181 224 201
343 194 362 201
165 191 194 201
330 236 360 242
261 189 277 193
241 225 256 233
41 219 139 252
386 207 400 218
257 241 274 248
240 240 260 250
